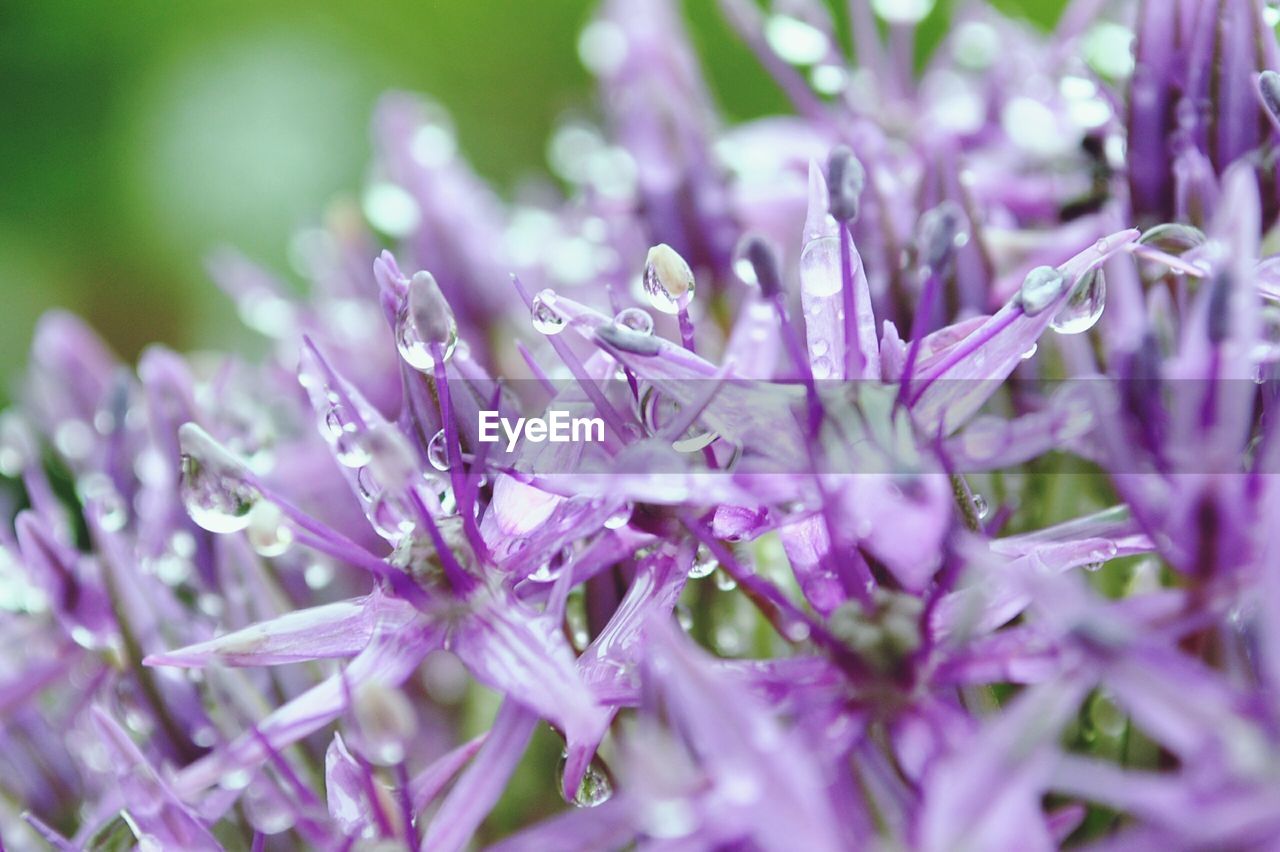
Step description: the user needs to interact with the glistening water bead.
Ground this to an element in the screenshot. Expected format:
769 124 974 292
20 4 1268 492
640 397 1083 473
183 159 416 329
614 307 654 335
178 424 262 534
1050 266 1106 334
532 289 568 335
427 429 450 471
395 270 458 371
642 243 696 314
557 752 614 808
1016 265 1067 316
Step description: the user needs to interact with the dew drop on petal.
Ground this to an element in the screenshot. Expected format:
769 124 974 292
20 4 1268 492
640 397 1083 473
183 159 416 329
334 429 372 469
246 501 294 558
603 503 632 530
371 493 417 542
78 473 128 532
395 271 458 372
529 545 572 582
643 244 696 314
557 752 613 808
1016 266 1066 316
971 493 989 520
179 425 261 534
733 242 760 288
532 289 567 335
614 307 654 335
427 429 450 472
689 544 717 579
1051 267 1106 335
354 682 416 766
799 236 842 297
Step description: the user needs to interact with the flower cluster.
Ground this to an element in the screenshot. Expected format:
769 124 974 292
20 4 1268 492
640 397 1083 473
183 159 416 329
4 0 1280 849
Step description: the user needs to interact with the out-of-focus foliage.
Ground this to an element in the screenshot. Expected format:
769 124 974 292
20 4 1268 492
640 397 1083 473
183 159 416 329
0 0 1066 384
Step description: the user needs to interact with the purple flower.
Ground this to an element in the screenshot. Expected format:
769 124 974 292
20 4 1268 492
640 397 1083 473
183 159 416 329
5 1 1280 849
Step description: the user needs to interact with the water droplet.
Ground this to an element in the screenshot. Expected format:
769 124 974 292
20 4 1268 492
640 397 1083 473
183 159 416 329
354 682 416 766
529 545 572 582
614 307 654 335
689 545 717 579
733 245 760 288
244 780 298 835
427 429 450 472
557 752 614 808
643 244 695 314
714 568 737 591
763 14 829 65
1138 223 1206 252
1050 267 1106 335
1016 266 1066 316
799 236 842 297
395 271 458 372
334 429 372 469
971 493 989 520
371 492 416 542
1020 342 1039 360
246 501 293 557
78 473 128 532
603 503 632 530
871 0 936 25
532 289 567 335
179 424 261 534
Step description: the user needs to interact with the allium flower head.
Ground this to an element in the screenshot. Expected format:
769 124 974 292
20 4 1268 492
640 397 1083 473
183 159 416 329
6 1 1280 850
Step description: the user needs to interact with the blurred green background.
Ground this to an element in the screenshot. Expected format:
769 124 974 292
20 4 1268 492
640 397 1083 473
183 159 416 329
0 0 1065 386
